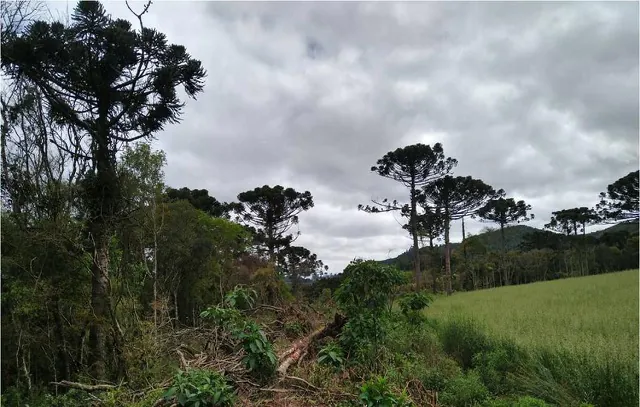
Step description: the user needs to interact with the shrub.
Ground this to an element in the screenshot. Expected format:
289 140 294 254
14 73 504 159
0 387 89 407
199 306 243 330
421 368 448 392
283 320 306 338
251 265 294 305
223 285 256 310
235 321 277 380
163 369 235 407
385 320 441 361
334 260 407 317
359 376 413 407
335 260 406 367
398 291 432 324
317 342 345 369
440 371 489 407
200 289 277 382
438 317 491 369
473 342 526 395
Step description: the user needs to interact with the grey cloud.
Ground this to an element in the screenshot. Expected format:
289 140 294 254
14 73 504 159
54 1 639 273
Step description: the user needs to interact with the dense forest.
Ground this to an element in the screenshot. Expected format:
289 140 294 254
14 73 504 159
1 2 638 407
375 220 639 292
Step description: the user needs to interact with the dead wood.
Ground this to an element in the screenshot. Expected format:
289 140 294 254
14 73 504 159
276 313 346 376
49 380 117 391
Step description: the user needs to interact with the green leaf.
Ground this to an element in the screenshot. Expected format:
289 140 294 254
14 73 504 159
162 387 176 399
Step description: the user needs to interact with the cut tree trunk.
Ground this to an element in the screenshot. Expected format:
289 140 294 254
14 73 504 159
276 313 347 376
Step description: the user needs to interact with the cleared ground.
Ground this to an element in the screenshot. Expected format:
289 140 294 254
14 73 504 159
425 269 639 362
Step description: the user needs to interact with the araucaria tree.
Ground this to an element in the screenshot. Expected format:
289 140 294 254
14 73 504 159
166 187 231 218
279 245 327 294
404 205 445 293
233 185 314 262
359 143 457 288
477 196 534 285
422 175 499 295
596 170 639 222
478 197 535 249
1 1 206 379
545 207 599 236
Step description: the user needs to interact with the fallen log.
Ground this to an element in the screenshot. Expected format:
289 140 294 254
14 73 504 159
276 313 347 376
50 380 117 391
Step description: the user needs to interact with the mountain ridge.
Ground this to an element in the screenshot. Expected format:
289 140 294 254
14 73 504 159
379 220 639 270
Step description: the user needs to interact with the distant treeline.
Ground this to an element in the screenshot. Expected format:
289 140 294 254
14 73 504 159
305 222 639 298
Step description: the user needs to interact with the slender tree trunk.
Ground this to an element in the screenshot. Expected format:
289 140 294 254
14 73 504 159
53 299 71 380
461 216 466 241
500 223 509 286
430 237 437 294
87 115 118 380
459 217 467 291
267 226 276 264
444 219 452 295
153 201 158 331
88 226 110 380
410 183 421 288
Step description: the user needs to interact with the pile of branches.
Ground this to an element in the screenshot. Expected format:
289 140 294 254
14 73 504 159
50 306 350 406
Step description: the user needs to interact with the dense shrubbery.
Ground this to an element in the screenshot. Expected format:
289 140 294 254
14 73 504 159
334 260 407 368
200 288 277 381
163 370 235 407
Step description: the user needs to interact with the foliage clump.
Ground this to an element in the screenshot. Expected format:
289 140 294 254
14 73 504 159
359 376 413 407
398 291 432 324
317 342 345 369
163 369 235 407
334 259 407 366
200 288 277 381
439 370 489 407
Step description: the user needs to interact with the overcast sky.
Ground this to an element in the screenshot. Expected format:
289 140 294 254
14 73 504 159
51 1 639 274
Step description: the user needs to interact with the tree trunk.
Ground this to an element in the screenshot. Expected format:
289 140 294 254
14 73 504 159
153 201 158 331
88 226 110 380
459 217 467 291
277 313 347 376
53 299 71 380
461 216 466 241
86 113 118 380
500 224 509 286
410 182 421 288
444 219 452 295
429 237 437 294
267 225 276 264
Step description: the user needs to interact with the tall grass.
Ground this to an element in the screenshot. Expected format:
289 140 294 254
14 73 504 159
425 270 639 407
425 269 639 363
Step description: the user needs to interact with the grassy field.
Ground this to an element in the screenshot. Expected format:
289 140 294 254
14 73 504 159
425 269 639 363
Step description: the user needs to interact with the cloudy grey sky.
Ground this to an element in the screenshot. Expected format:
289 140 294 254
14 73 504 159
52 1 640 273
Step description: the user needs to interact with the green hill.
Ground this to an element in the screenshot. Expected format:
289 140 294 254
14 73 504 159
380 220 639 270
589 220 639 238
